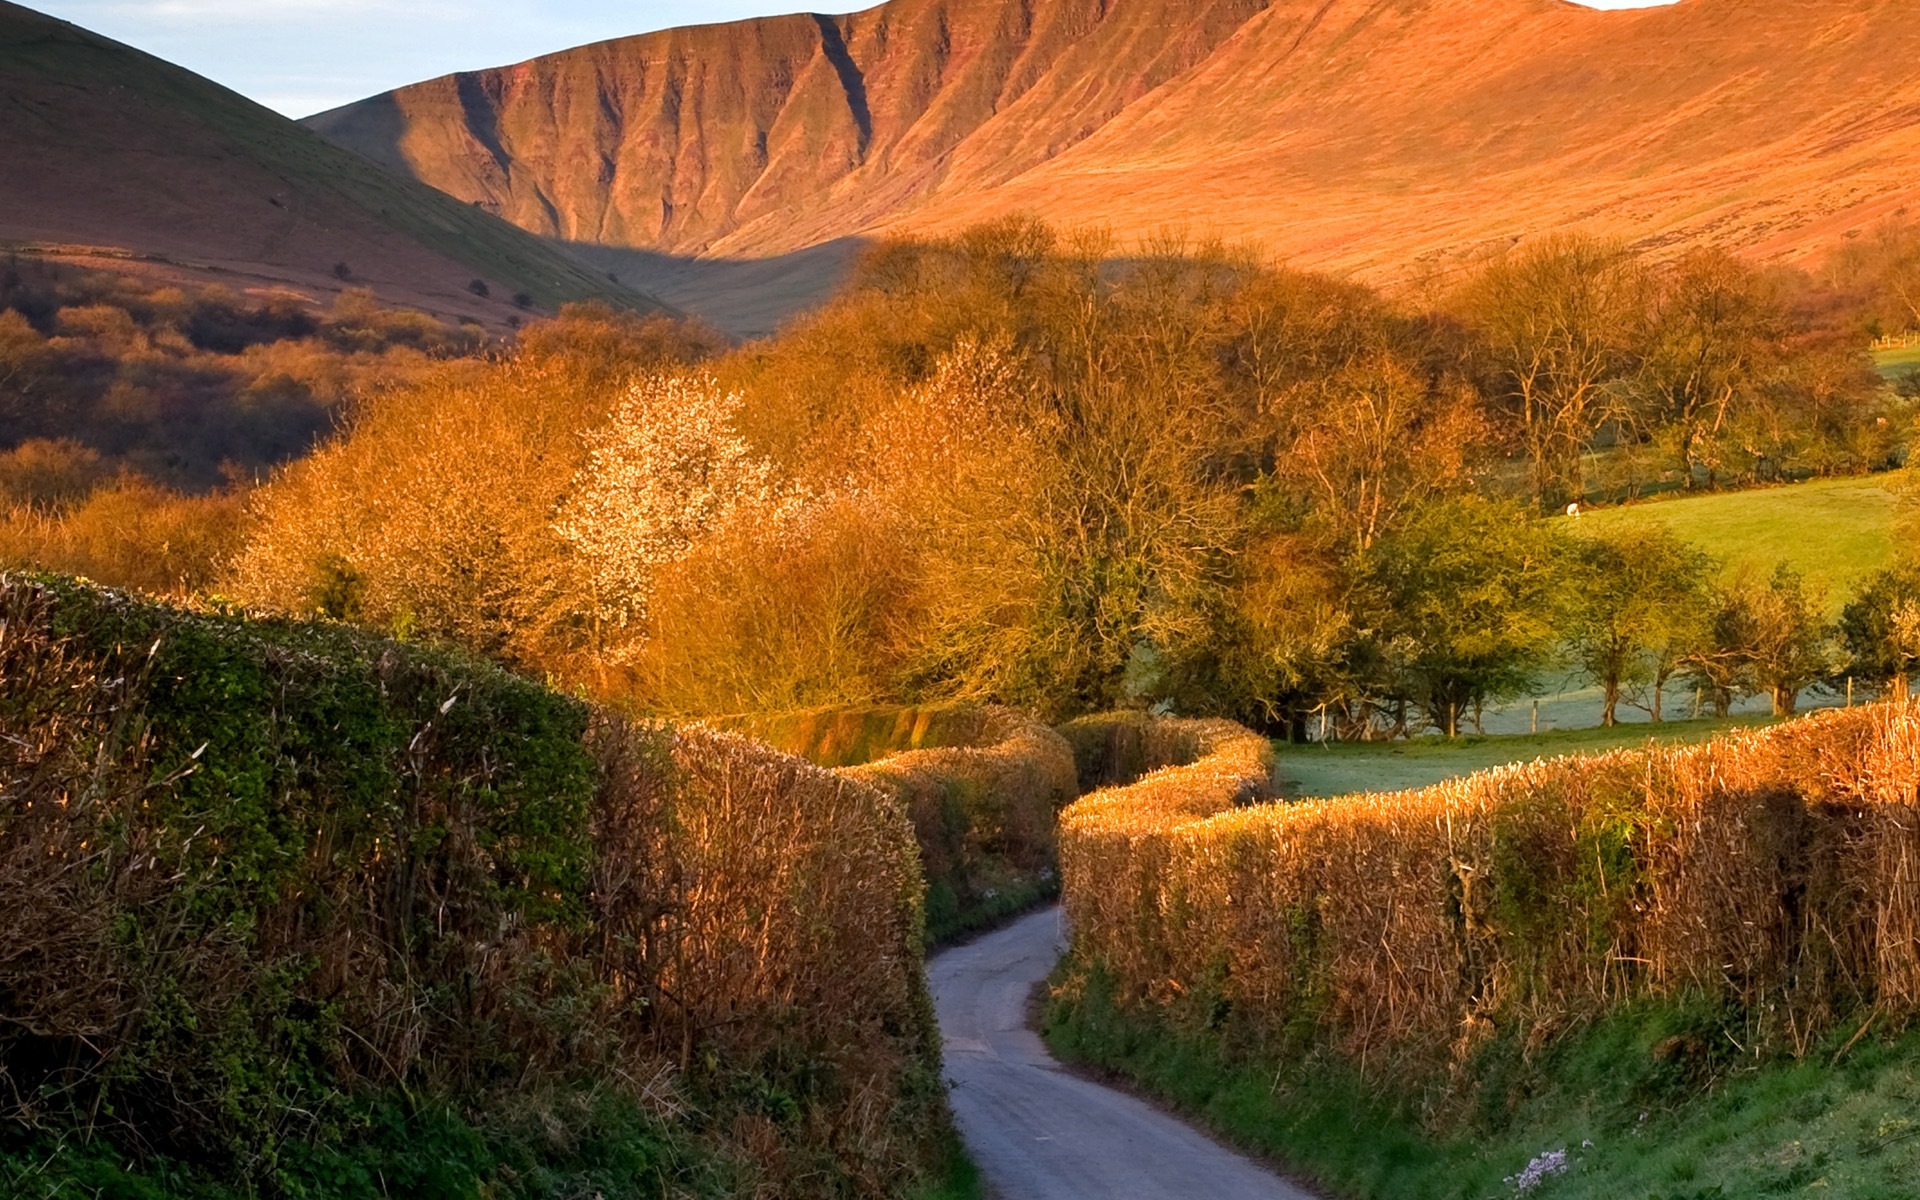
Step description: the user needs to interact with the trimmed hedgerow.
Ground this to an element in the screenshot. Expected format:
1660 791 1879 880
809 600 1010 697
727 704 1078 944
0 574 943 1198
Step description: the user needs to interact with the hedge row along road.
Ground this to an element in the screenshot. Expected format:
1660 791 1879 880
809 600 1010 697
929 906 1316 1200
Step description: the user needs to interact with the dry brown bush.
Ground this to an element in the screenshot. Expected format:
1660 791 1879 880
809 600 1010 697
1060 705 1920 1079
0 475 244 594
228 356 593 667
0 437 106 509
630 497 921 714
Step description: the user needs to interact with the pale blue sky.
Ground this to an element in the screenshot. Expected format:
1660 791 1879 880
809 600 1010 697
33 0 1679 120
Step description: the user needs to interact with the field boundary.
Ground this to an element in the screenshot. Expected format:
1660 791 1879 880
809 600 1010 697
1059 704 1920 1075
721 704 1078 944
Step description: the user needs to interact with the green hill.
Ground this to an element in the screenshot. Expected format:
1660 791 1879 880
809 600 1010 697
0 1 662 323
1582 474 1906 608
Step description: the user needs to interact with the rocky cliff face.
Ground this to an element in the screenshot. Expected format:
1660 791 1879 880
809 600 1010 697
308 0 1272 259
309 0 1920 283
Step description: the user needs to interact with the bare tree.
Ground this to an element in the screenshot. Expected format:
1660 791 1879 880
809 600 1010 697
1636 250 1783 487
1463 234 1647 508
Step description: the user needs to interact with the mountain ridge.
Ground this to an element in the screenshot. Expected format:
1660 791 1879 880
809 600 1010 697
308 0 1920 322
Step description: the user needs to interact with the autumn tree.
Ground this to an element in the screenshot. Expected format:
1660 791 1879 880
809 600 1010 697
1275 352 1488 551
229 310 717 679
1839 563 1920 699
1692 566 1834 716
1634 250 1784 487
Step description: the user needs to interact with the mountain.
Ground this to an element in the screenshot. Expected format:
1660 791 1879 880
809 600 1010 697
0 1 659 325
307 0 1920 330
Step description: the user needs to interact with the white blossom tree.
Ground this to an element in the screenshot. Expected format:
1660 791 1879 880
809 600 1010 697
555 372 802 633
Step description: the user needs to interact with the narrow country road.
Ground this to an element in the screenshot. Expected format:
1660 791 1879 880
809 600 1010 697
928 906 1319 1200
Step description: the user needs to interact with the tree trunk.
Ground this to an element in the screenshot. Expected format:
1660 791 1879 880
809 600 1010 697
1772 685 1797 716
1652 679 1665 724
1602 678 1620 727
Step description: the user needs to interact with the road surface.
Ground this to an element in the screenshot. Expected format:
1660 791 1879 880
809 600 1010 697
928 906 1319 1200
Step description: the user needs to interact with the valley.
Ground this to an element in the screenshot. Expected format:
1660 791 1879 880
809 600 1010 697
3 1 1920 1198
0 1 657 326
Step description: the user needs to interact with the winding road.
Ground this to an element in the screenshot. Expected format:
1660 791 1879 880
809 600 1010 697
928 906 1319 1200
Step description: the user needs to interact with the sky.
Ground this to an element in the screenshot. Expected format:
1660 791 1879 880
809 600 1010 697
33 0 1682 119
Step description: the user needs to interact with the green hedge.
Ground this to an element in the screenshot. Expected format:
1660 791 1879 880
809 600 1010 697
0 574 680 1191
1 576 946 1197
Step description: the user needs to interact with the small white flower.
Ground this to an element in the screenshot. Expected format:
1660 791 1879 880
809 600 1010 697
1509 1148 1569 1193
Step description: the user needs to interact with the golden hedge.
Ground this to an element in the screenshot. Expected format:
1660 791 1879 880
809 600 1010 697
1059 706 1920 1073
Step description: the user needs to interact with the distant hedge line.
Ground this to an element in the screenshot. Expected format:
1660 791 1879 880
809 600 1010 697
1058 702 1920 1091
726 704 1078 943
0 575 942 1198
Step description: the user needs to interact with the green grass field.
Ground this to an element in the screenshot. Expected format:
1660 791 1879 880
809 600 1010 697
1582 473 1905 609
1874 345 1920 380
1275 716 1779 799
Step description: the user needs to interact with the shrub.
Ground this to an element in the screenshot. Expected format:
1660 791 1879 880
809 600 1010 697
0 437 105 510
0 475 245 594
732 703 1079 943
0 575 944 1195
1058 704 1920 1091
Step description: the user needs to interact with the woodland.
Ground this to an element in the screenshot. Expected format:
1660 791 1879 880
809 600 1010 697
8 221 1915 737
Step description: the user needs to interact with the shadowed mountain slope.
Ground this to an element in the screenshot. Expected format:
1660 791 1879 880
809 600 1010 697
0 2 660 325
309 0 1920 326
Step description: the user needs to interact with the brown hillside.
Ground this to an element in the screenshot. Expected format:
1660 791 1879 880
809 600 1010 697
0 2 659 326
309 0 1920 325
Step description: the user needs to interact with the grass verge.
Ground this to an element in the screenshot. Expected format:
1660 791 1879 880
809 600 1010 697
928 872 1060 948
0 1093 731 1200
1045 962 1920 1200
908 1134 987 1200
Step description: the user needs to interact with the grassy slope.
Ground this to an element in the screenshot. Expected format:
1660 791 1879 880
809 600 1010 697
0 2 658 315
1275 716 1779 799
1047 976 1920 1200
1581 474 1905 610
1873 346 1919 380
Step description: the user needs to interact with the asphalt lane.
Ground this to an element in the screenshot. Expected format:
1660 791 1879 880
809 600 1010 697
927 906 1320 1200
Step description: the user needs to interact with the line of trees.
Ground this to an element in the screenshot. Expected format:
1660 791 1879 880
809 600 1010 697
10 220 1916 732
